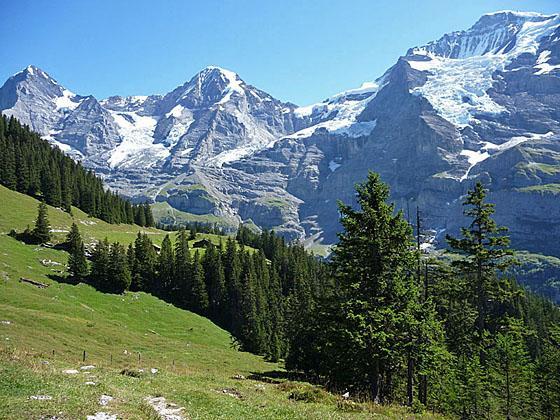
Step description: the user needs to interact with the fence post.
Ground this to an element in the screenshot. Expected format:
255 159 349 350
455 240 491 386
83 350 86 363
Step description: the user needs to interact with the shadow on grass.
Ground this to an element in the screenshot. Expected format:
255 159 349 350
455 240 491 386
248 370 319 385
47 273 79 285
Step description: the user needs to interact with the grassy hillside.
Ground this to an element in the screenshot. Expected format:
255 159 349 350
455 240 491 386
0 186 438 419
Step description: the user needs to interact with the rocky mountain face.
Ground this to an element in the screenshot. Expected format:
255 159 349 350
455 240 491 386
2 10 560 258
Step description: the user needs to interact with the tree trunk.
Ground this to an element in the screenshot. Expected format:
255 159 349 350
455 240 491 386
506 359 511 420
371 359 380 403
407 354 414 406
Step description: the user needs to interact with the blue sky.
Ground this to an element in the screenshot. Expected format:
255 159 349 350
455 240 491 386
1 0 558 105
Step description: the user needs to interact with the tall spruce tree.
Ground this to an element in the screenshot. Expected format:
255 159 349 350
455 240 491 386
131 232 157 292
190 251 209 314
65 223 88 281
237 252 265 353
331 171 421 401
224 237 242 331
287 172 444 404
90 238 110 290
157 234 174 298
174 228 192 306
108 242 132 293
446 182 516 342
203 245 226 322
32 201 51 244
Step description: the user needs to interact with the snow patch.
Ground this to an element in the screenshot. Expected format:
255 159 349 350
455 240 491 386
460 149 490 181
54 89 80 111
328 160 341 172
537 50 552 64
166 104 184 118
288 119 377 140
535 62 560 75
108 111 168 169
483 132 554 152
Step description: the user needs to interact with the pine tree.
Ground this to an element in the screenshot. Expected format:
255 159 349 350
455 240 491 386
446 182 516 342
90 238 110 290
65 223 88 280
203 245 226 321
535 325 560 419
144 202 154 227
135 205 147 226
131 232 157 292
158 234 174 298
32 201 51 244
108 242 132 293
487 319 535 419
224 237 242 331
190 251 209 314
174 228 192 306
237 252 265 353
287 172 443 404
189 224 197 240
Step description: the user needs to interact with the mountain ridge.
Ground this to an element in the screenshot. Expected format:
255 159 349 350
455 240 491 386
2 10 560 256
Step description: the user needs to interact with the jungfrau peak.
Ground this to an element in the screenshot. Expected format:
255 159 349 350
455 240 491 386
1 10 560 256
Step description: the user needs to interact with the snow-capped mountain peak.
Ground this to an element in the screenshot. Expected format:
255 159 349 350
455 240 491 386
404 12 560 128
0 65 84 133
163 65 247 109
409 10 559 59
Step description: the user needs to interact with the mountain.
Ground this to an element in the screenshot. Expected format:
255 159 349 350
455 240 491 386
1 10 560 256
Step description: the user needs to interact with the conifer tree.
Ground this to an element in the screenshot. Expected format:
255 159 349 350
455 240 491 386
108 242 132 293
487 320 534 419
190 223 199 240
135 206 147 226
190 251 209 314
131 232 157 292
66 223 88 280
446 182 516 341
237 252 265 353
143 202 155 227
158 234 174 298
224 237 242 330
332 171 421 401
203 245 226 321
32 201 51 244
174 228 192 306
90 238 110 290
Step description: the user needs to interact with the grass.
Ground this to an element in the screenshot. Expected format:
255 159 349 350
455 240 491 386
156 182 207 198
0 185 169 246
0 186 442 419
518 162 560 176
259 197 290 210
151 201 237 230
516 183 560 195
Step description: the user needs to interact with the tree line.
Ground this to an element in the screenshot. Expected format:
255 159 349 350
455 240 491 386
61 217 330 362
0 115 154 226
